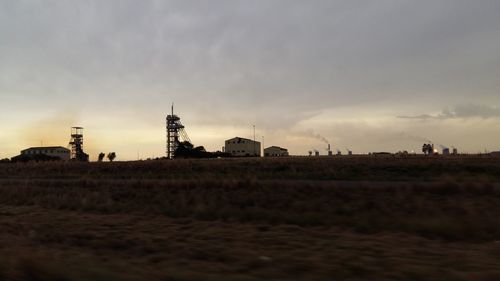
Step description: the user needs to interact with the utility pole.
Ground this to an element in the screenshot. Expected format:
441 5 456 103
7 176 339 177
253 124 256 156
262 135 264 157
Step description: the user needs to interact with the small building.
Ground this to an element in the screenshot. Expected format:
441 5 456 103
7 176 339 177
20 146 71 161
264 146 289 157
491 151 500 157
224 137 261 157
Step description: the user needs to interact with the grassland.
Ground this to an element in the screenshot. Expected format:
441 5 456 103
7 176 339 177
1 156 500 280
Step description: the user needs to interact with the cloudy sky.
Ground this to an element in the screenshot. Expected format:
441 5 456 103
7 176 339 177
1 0 499 160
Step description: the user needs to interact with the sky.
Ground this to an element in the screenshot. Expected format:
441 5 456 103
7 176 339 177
1 0 499 160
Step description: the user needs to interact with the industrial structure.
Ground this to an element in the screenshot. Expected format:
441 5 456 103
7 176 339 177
264 146 289 157
19 146 70 161
224 137 261 157
69 127 89 161
166 104 191 159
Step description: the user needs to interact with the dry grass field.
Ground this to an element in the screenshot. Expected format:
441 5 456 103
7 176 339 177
1 156 500 280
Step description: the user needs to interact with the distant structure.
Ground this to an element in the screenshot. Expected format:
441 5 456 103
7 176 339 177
69 127 89 161
18 146 70 161
490 151 500 157
264 146 289 157
442 148 450 155
166 104 191 159
327 144 333 156
452 147 458 155
224 137 261 157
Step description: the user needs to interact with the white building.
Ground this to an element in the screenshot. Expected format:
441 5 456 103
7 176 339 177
21 146 71 161
224 137 261 157
264 146 289 157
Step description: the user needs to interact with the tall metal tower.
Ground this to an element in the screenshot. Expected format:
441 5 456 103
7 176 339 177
166 104 191 159
69 127 89 161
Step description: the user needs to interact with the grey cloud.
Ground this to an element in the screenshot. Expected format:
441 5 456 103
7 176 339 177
450 104 500 118
397 114 435 120
398 104 500 120
1 0 500 111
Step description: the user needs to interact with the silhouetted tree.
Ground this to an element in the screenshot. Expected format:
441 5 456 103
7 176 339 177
174 141 216 158
422 143 434 155
98 152 105 162
107 152 116 162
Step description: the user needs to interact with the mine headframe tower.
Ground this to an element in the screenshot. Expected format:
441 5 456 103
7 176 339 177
166 104 191 159
69 127 89 162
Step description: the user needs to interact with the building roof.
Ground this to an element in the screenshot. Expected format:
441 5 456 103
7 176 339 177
226 137 260 144
21 146 70 152
265 146 287 151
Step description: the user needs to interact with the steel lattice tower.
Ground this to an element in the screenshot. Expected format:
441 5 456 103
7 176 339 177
69 127 89 161
166 104 190 159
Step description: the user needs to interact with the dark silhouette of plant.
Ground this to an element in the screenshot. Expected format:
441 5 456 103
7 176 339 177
422 143 434 155
107 152 116 162
98 153 105 162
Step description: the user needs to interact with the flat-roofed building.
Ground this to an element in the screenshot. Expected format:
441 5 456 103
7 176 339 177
224 137 261 157
264 146 289 157
491 151 500 157
21 146 71 161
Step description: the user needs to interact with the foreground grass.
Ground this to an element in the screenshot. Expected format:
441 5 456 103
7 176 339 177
1 157 500 280
0 179 499 242
0 155 499 181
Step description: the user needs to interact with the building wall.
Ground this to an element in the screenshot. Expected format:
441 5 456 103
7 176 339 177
21 147 71 161
225 137 261 157
264 146 289 157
